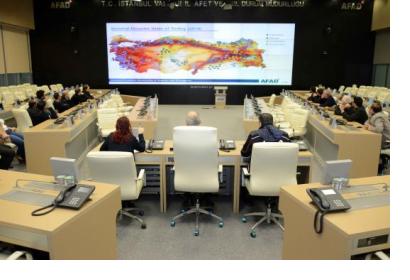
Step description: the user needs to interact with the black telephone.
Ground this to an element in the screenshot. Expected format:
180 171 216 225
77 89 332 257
307 187 350 234
56 184 95 209
219 139 236 151
31 184 95 216
146 139 164 152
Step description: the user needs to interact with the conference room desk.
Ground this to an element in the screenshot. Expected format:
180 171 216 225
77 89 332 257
24 90 110 175
279 175 389 259
130 140 312 213
244 95 382 178
127 96 158 140
0 169 121 259
293 91 381 178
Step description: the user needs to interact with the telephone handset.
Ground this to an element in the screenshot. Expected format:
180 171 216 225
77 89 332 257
31 184 95 216
306 187 351 234
219 139 236 151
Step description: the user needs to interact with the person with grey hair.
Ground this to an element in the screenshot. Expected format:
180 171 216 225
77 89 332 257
185 111 201 126
335 95 354 116
319 88 336 107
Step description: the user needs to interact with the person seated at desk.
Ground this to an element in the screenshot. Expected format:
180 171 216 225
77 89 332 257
0 119 25 162
82 84 94 100
70 88 87 106
31 101 57 126
185 111 201 126
342 96 368 125
53 92 71 113
334 95 354 116
319 89 337 108
310 87 324 104
100 116 145 153
241 113 290 158
0 130 16 170
364 101 390 149
27 99 39 124
36 90 46 102
307 86 321 103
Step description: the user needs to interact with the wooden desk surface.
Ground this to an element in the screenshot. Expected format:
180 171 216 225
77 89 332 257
134 140 312 159
280 175 390 236
0 169 120 234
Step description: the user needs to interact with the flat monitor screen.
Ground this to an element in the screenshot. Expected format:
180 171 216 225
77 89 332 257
106 23 295 85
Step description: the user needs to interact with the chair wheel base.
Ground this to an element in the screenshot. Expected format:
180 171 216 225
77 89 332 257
241 217 247 223
218 221 224 228
193 229 199 236
138 210 144 216
250 231 256 238
170 220 176 227
141 223 147 229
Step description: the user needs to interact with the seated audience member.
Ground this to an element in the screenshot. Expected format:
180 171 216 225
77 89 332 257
70 88 86 106
310 88 324 104
0 119 25 162
334 95 354 116
82 84 94 100
364 101 390 149
27 99 39 124
342 96 368 125
319 89 337 107
0 133 15 170
36 90 46 102
241 113 290 158
185 111 201 126
53 92 71 113
100 116 145 153
307 86 321 103
30 101 53 125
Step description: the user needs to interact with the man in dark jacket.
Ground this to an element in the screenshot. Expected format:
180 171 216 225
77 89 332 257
70 88 86 106
82 84 94 101
342 96 368 125
241 113 291 158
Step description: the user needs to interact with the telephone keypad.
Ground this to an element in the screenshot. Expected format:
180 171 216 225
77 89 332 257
333 199 345 207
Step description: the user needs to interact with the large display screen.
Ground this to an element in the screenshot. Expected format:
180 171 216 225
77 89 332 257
106 23 295 85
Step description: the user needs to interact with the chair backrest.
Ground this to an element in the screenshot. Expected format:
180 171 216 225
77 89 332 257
2 91 15 106
289 108 309 129
249 142 298 196
97 108 118 130
111 95 124 106
173 126 219 193
56 84 64 91
67 90 75 98
87 151 140 200
12 109 33 132
39 85 50 94
14 90 26 101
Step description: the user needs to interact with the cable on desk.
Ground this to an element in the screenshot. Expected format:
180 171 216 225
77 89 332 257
314 210 327 234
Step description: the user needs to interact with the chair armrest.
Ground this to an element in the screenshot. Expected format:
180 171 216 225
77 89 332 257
136 168 146 187
6 250 33 260
242 167 250 177
218 164 223 183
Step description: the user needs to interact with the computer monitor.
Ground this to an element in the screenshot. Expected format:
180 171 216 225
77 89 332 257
322 159 352 184
50 157 80 183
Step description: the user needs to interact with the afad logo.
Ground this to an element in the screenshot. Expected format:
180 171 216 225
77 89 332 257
260 79 279 84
